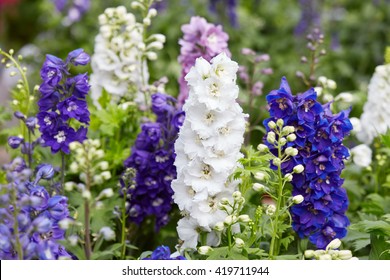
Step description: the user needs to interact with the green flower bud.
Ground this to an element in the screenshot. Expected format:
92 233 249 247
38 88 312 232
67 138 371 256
287 134 297 142
279 137 287 146
268 121 276 129
232 191 242 201
252 183 266 192
257 144 269 153
338 250 353 260
284 173 293 182
319 254 332 260
266 132 276 144
276 118 284 127
285 147 298 156
293 164 304 174
254 171 266 181
265 204 276 216
326 238 341 251
238 215 251 223
198 246 213 255
304 250 315 259
292 195 304 204
272 158 281 167
214 222 224 232
234 238 245 249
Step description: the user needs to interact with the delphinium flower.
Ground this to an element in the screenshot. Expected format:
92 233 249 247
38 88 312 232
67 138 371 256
172 53 246 250
0 160 73 259
263 77 352 249
356 64 390 144
142 245 186 260
177 16 230 106
51 0 90 26
123 93 184 231
209 0 239 27
90 4 165 106
37 48 90 155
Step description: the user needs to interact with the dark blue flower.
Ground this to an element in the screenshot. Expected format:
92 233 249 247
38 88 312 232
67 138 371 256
8 136 24 149
67 73 90 98
42 125 87 154
38 91 61 111
266 77 295 120
40 54 66 86
296 88 323 123
66 49 90 66
57 96 90 124
143 245 186 260
37 111 61 133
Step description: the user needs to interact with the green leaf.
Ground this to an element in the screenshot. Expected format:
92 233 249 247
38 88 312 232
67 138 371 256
369 234 390 260
206 247 229 260
352 220 390 236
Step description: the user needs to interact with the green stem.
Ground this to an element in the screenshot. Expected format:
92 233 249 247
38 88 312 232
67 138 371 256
84 145 92 260
227 225 233 250
60 152 65 193
27 130 32 168
120 193 128 260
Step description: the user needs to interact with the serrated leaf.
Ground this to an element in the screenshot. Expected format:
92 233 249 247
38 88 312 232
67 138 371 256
206 247 229 260
352 220 390 236
369 234 390 260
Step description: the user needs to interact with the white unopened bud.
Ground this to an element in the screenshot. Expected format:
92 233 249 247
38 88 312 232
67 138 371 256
326 238 341 250
238 215 251 223
293 164 304 174
327 79 337 90
276 118 284 127
147 41 164 50
335 92 353 103
252 183 266 192
283 126 295 134
214 222 224 231
69 162 79 173
287 134 297 142
99 161 109 170
234 238 245 249
284 173 293 182
337 250 353 260
268 121 276 129
285 147 298 156
64 182 75 191
257 144 269 153
272 158 281 167
58 218 73 230
319 254 332 260
304 250 315 259
93 175 103 185
220 197 230 205
254 171 266 181
99 227 115 241
95 150 104 159
98 188 114 199
232 191 242 201
279 137 287 146
101 171 111 180
292 195 304 204
143 17 151 26
68 235 79 246
82 190 91 200
198 246 213 255
145 51 157 60
266 131 276 144
224 215 237 226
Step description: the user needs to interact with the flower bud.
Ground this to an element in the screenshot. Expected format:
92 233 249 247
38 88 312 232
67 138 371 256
82 190 91 200
69 162 79 173
214 222 224 231
337 250 353 260
220 197 230 205
254 171 266 181
284 173 293 182
319 254 332 260
272 158 281 167
58 218 73 230
267 121 276 129
224 215 237 226
257 144 269 153
238 215 251 223
287 134 297 142
252 183 266 192
198 246 213 255
293 164 304 174
101 171 111 180
304 250 315 259
279 137 287 146
276 118 284 127
8 136 23 149
285 147 298 156
232 191 242 201
326 238 341 250
98 161 109 170
266 131 276 144
282 126 295 134
64 182 75 191
234 238 245 249
98 188 114 199
292 195 304 204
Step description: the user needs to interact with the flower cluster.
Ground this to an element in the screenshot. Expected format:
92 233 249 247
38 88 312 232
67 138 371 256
172 53 246 250
304 238 357 260
357 64 390 144
177 16 230 106
90 5 165 105
37 49 90 154
0 159 72 259
123 93 184 231
263 77 352 249
52 0 90 26
142 245 186 260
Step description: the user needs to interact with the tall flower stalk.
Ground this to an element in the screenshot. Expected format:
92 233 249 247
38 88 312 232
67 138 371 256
172 53 246 250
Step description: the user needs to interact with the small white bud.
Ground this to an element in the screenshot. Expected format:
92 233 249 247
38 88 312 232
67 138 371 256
254 171 266 181
284 173 293 182
34 85 40 91
95 150 104 159
287 134 297 142
252 183 266 192
338 250 353 260
98 161 109 170
319 254 332 260
147 41 164 50
82 190 92 200
232 191 242 201
143 17 151 26
224 215 237 226
257 144 269 152
145 51 157 60
268 121 276 129
150 34 166 43
198 246 213 255
69 142 79 151
214 222 224 231
101 171 111 180
238 215 251 223
58 218 73 230
234 238 245 249
282 126 295 134
293 164 304 174
327 79 337 90
304 250 315 259
79 172 87 182
292 195 304 204
147 8 157 17
276 119 284 127
93 175 103 185
318 76 327 85
326 238 341 250
266 132 276 144
68 235 79 246
69 162 79 173
64 182 75 192
12 100 19 105
285 147 298 156
335 92 353 103
98 188 114 199
279 137 287 146
272 158 281 167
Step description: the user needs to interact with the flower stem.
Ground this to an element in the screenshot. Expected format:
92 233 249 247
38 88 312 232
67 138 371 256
60 152 65 193
120 193 128 260
84 145 92 260
227 225 233 250
27 130 32 169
